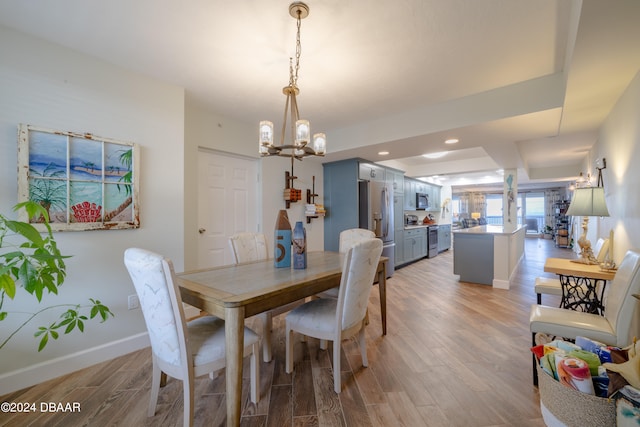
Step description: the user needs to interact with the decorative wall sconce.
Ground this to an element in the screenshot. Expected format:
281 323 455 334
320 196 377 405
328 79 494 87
595 158 607 188
569 172 591 191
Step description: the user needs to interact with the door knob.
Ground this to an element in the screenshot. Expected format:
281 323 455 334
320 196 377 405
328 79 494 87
198 228 206 234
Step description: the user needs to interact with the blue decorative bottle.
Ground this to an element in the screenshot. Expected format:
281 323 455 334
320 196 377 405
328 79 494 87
293 221 307 269
274 210 291 268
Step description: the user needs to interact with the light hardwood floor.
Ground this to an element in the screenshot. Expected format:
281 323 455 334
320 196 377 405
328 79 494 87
1 237 573 427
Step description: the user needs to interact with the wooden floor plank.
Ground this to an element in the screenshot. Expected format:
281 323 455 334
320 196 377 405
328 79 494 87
1 238 570 426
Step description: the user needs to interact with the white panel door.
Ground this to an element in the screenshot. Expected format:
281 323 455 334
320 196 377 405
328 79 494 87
197 150 258 269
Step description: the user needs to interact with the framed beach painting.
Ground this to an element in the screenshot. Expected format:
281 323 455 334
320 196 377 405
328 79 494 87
17 124 140 231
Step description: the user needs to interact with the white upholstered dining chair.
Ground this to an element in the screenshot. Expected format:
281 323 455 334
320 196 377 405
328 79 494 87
317 228 376 299
229 232 268 264
285 238 383 393
124 248 260 427
229 232 305 362
529 248 640 385
594 237 610 263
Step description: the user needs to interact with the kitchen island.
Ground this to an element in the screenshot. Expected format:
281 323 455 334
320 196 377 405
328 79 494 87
453 225 526 289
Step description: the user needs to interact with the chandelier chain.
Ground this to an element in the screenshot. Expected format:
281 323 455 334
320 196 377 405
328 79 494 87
293 10 302 86
259 2 325 161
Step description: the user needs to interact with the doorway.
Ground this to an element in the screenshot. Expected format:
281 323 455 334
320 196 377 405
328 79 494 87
197 149 259 269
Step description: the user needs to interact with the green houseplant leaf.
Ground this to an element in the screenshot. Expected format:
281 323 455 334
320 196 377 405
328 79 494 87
1 201 114 351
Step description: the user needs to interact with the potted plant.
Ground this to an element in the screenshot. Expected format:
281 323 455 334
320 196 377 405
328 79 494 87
544 225 554 240
1 201 113 351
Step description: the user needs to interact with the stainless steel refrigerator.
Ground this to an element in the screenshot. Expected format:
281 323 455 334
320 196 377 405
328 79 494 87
358 180 395 276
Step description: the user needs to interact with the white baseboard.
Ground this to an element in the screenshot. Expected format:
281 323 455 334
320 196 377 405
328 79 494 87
493 251 525 289
493 279 510 289
0 332 150 396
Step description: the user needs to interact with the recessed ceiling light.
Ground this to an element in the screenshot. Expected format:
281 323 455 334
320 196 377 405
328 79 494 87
422 151 448 159
378 151 389 156
445 138 459 144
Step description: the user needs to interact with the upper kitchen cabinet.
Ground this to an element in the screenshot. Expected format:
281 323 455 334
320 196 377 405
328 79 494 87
404 179 416 210
359 162 385 182
389 170 404 194
404 177 441 211
430 185 441 211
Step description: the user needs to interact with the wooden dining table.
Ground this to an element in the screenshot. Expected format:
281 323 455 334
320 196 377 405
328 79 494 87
544 257 616 314
176 251 388 427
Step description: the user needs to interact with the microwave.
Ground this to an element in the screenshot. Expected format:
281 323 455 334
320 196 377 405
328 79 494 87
416 193 429 210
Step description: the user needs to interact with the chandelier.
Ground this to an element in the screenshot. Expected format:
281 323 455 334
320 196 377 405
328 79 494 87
258 2 326 160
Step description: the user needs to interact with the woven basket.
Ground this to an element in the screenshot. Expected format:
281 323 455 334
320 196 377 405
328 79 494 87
537 363 615 426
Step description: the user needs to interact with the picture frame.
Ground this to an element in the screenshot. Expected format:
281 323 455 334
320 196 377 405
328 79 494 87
17 124 140 231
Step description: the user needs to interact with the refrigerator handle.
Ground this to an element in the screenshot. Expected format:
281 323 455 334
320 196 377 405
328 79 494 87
382 187 389 238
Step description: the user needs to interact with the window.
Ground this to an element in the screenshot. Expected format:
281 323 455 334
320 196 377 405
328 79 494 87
451 196 461 219
523 192 545 232
485 194 503 225
17 124 140 231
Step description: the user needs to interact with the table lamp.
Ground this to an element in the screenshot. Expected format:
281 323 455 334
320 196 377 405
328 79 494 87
471 212 481 220
566 186 609 264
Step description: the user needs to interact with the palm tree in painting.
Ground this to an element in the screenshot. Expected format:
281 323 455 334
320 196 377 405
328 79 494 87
82 161 97 173
103 148 133 221
116 149 132 195
28 164 66 222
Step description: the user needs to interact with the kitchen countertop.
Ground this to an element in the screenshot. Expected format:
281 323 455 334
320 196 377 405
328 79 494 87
452 224 525 235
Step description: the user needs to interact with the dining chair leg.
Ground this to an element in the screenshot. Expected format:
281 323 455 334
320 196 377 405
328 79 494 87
184 373 195 427
285 325 294 374
261 312 273 362
358 326 368 367
148 358 161 417
333 338 341 393
160 371 168 387
250 341 260 403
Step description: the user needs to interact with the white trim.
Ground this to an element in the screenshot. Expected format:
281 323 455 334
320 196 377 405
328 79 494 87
0 332 150 395
492 278 510 289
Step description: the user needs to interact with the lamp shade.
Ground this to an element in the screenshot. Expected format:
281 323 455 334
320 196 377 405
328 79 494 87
295 119 310 146
312 133 326 155
259 120 274 146
566 187 610 217
471 212 481 220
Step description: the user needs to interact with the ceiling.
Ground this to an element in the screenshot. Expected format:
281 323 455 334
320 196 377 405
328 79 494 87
1 0 639 193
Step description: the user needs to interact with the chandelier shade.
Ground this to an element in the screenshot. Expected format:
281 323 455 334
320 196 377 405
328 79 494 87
258 2 325 160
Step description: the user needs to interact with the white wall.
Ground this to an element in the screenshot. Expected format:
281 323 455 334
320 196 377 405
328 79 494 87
0 26 185 392
588 70 640 264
